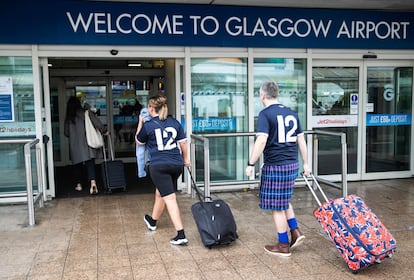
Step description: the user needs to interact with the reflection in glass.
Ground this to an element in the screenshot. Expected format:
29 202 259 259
253 58 307 129
112 80 147 158
0 56 34 125
0 56 35 194
366 67 412 172
191 58 248 182
253 58 307 176
312 67 359 175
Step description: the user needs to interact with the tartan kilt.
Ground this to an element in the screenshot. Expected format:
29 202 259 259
259 162 299 211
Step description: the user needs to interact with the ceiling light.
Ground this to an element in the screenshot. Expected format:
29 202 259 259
128 63 142 67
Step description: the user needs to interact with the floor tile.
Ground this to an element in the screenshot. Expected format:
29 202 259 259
0 178 413 279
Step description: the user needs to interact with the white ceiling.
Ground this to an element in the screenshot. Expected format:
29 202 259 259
110 0 414 12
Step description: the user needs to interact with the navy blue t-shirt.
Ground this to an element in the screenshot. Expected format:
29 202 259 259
256 103 303 165
136 116 186 166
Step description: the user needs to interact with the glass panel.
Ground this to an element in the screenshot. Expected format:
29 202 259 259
57 80 108 164
253 58 307 176
191 58 248 182
0 56 35 194
112 80 148 158
253 58 307 128
76 85 107 119
0 144 25 192
366 67 412 172
312 67 359 175
0 56 35 135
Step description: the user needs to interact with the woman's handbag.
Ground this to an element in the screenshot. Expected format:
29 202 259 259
85 110 104 148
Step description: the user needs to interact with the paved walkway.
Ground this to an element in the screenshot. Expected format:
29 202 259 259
1 178 413 279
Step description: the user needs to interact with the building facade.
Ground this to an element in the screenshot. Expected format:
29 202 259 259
1 0 413 199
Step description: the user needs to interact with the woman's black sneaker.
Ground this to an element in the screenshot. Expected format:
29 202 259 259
144 214 157 231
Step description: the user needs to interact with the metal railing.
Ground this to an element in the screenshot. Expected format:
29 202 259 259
304 130 348 197
190 130 348 199
0 138 44 226
190 132 260 199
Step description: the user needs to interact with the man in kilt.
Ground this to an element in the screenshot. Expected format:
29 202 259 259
246 81 311 257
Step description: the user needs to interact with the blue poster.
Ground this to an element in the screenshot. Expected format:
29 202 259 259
193 117 236 131
366 114 411 126
0 94 14 122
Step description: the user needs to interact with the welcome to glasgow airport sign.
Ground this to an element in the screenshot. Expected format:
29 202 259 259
0 0 413 49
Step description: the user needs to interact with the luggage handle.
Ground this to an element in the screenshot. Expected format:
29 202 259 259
102 133 115 162
187 167 211 203
302 172 330 206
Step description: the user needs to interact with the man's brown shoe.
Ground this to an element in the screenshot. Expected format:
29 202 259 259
264 242 291 257
290 228 305 249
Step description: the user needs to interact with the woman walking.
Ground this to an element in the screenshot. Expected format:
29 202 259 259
136 95 191 245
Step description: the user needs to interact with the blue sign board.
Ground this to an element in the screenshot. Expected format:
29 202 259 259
0 1 413 49
193 117 236 131
366 114 412 126
0 94 14 122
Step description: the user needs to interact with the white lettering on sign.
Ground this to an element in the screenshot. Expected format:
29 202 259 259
65 12 410 41
225 17 331 37
336 20 409 39
66 12 184 35
189 15 220 35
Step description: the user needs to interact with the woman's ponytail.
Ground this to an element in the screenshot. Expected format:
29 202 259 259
148 95 168 120
158 103 168 120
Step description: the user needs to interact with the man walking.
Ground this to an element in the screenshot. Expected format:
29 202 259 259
246 81 311 257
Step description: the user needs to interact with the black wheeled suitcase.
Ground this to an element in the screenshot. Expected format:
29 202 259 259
187 167 238 248
101 135 126 193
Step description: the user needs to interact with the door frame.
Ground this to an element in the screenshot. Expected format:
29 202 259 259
311 59 414 181
41 57 183 196
39 57 55 198
311 60 364 182
361 60 414 180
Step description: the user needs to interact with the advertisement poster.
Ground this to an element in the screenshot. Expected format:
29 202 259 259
0 76 14 122
312 115 358 128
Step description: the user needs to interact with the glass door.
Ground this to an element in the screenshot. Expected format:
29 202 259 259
191 58 248 182
50 79 108 166
364 64 413 179
52 79 152 163
311 62 362 181
111 80 146 159
312 61 413 181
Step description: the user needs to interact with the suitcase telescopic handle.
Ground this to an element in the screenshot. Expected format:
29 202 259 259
302 172 330 206
102 133 114 162
187 167 210 202
106 133 115 161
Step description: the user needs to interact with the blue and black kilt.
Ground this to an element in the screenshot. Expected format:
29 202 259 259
259 162 299 211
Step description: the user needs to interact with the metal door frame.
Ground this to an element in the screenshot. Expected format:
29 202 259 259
361 60 414 180
312 59 414 181
311 60 364 182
